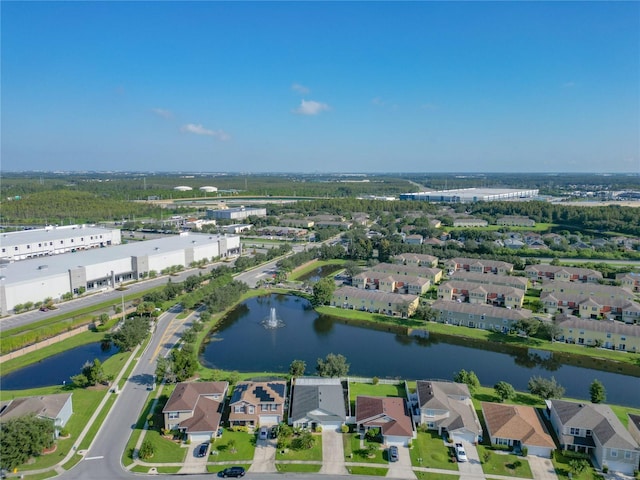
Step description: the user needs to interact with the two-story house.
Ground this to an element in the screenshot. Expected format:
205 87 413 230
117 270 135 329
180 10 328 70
548 399 640 475
162 381 228 443
444 257 513 276
553 315 640 352
449 271 528 291
228 381 287 428
393 253 438 268
437 281 524 309
525 265 603 284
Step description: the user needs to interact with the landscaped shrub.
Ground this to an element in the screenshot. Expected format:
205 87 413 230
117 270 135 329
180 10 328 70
340 425 350 434
139 439 155 460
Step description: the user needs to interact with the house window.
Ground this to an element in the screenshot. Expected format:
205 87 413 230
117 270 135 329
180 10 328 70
606 333 612 338
621 336 626 341
425 409 435 417
234 405 243 413
569 427 580 435
610 449 617 458
624 451 632 459
248 406 254 414
168 412 179 419
271 404 278 411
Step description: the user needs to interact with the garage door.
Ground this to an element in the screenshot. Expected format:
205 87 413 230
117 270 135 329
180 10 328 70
189 433 212 443
385 435 409 447
260 415 280 426
450 432 476 444
320 421 343 431
526 446 552 458
604 461 635 476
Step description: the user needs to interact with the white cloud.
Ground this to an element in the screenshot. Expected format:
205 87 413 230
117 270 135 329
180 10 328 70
562 81 577 88
180 123 230 141
291 83 310 95
371 97 385 106
152 108 172 119
293 99 330 116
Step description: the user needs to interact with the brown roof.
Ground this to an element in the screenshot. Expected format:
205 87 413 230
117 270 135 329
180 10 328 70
179 396 223 434
482 402 555 449
163 381 228 412
356 396 413 438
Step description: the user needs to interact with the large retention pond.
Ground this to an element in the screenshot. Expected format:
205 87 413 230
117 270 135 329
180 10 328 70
1 342 116 390
200 294 640 407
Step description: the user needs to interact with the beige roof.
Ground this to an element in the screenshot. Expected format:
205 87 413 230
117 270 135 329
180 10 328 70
0 393 72 422
432 300 532 321
482 402 555 449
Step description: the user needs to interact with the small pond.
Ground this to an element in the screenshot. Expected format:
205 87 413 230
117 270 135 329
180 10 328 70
200 294 640 407
1 342 116 390
295 264 344 283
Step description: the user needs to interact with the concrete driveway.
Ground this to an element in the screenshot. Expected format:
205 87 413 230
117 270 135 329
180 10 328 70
178 442 208 474
319 429 348 475
386 445 416 479
456 441 484 479
528 455 559 480
249 436 277 473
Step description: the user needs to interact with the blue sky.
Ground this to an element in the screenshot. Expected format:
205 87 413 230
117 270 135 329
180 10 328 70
2 1 639 173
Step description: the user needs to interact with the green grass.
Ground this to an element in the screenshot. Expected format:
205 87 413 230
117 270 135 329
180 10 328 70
349 381 406 401
142 430 186 463
130 465 152 473
347 465 389 476
156 466 182 474
288 258 346 281
275 463 322 473
78 394 117 450
551 452 604 480
415 473 460 480
316 305 425 329
61 454 83 471
409 431 458 471
276 433 323 461
0 385 108 472
11 471 59 480
343 433 386 464
210 430 256 461
477 445 533 478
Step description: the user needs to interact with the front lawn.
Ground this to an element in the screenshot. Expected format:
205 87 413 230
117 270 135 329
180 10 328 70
477 445 533 478
276 433 323 461
343 433 386 464
210 430 256 461
276 463 322 473
415 473 460 480
409 431 458 471
142 429 186 463
347 465 389 476
551 452 604 480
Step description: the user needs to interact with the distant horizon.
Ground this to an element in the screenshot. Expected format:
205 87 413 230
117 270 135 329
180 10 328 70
2 2 638 173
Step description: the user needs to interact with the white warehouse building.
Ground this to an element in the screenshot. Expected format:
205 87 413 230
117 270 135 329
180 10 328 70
1 225 122 262
0 232 240 315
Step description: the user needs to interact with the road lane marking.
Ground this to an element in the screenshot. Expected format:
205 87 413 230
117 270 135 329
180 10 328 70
84 456 104 460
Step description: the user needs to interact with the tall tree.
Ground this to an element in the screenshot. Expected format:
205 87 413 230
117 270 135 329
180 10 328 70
589 379 606 403
0 414 55 471
312 277 336 307
494 381 516 403
316 353 349 377
528 376 565 400
289 359 306 377
453 369 480 393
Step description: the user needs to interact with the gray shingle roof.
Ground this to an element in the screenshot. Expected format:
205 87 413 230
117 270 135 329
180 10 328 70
290 378 346 423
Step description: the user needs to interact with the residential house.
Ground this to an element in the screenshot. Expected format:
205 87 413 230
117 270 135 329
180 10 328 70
0 393 73 437
449 271 528 291
548 399 640 475
404 234 424 245
423 237 445 247
504 238 526 249
553 315 640 352
481 402 555 457
437 281 524 308
496 216 536 227
371 262 443 284
541 292 640 323
163 381 228 443
289 377 347 430
525 265 603 284
616 272 640 293
453 217 488 227
353 271 430 295
279 218 315 228
541 283 635 302
331 286 419 317
444 257 514 276
431 300 534 333
393 253 438 268
414 380 482 443
355 396 416 446
228 381 287 428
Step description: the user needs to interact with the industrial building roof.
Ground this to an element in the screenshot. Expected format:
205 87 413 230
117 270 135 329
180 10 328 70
1 225 117 247
1 232 236 285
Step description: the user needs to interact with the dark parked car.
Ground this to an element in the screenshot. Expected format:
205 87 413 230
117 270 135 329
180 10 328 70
219 466 245 477
196 443 208 457
270 425 278 438
388 445 399 462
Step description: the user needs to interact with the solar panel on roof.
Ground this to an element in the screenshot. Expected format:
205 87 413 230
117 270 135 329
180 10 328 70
253 386 275 402
268 382 286 398
231 383 249 403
